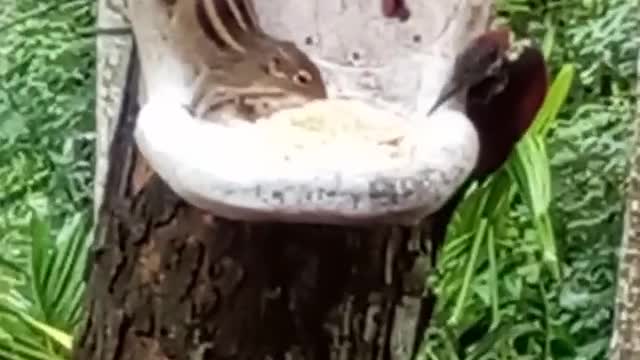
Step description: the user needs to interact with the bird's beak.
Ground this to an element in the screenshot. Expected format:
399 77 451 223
428 80 462 115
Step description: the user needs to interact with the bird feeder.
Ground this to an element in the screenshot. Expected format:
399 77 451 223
126 0 489 225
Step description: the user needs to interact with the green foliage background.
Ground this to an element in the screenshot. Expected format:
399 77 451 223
424 0 637 359
0 1 95 358
0 0 636 359
0 0 95 241
507 0 637 358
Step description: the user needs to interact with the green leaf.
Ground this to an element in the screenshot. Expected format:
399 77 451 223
531 64 576 137
17 312 73 352
449 219 488 326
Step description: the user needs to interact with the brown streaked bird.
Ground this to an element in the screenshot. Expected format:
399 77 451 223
411 28 549 360
171 0 327 122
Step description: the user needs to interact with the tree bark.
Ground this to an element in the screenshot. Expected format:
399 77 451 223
609 49 640 360
75 1 493 359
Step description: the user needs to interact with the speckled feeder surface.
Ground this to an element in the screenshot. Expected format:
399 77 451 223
134 97 479 225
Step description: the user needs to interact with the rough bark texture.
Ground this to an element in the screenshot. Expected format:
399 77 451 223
609 49 640 360
75 1 493 359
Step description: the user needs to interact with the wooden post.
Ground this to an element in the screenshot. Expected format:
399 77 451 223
74 1 494 359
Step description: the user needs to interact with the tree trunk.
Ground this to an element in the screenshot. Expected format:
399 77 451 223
609 49 640 360
74 1 493 359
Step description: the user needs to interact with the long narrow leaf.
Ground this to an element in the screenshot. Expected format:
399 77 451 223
487 226 499 329
450 219 488 326
28 213 51 322
531 64 576 137
17 312 72 352
47 213 90 328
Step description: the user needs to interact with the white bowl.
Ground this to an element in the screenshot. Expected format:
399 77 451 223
134 96 478 225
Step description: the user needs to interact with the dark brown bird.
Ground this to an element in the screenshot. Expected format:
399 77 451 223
430 28 548 249
411 28 549 359
428 28 512 115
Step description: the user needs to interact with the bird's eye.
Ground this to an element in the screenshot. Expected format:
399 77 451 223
293 70 312 85
489 46 500 58
480 47 500 66
269 57 282 68
266 57 286 78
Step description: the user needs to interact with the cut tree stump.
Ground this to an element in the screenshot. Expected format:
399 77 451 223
73 1 494 359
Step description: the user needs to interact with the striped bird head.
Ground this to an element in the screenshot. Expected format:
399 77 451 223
194 0 327 104
205 42 328 120
250 40 328 101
